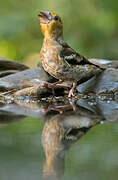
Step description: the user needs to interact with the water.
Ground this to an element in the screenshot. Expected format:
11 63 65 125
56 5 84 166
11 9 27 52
0 97 118 180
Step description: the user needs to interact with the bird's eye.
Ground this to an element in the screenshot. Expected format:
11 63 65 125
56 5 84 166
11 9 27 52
54 16 59 21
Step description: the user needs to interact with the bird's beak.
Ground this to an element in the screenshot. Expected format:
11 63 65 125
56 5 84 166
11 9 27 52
38 11 52 24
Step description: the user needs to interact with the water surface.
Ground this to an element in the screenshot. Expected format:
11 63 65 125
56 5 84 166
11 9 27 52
0 98 118 180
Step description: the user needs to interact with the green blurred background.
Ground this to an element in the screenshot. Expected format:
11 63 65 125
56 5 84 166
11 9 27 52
0 0 118 67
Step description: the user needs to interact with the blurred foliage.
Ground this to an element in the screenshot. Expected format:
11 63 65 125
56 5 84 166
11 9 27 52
0 0 118 66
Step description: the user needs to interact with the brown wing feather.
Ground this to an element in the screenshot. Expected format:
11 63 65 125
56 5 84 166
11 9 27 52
59 41 93 66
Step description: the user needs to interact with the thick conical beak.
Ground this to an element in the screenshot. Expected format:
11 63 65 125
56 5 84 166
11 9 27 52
38 11 52 24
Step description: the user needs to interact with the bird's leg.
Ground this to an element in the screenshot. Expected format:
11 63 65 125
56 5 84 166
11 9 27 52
69 98 76 111
43 80 63 96
68 82 77 98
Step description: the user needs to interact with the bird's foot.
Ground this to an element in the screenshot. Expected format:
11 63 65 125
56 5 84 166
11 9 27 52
43 80 63 97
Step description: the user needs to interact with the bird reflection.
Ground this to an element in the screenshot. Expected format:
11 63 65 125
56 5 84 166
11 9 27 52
42 104 102 180
42 115 65 180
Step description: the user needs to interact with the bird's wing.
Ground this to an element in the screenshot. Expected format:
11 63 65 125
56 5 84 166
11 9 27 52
60 41 92 65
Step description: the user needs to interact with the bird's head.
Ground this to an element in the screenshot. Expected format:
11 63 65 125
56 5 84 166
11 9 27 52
38 11 63 40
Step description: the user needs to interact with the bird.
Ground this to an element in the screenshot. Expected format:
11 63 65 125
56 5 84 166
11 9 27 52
38 11 102 97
